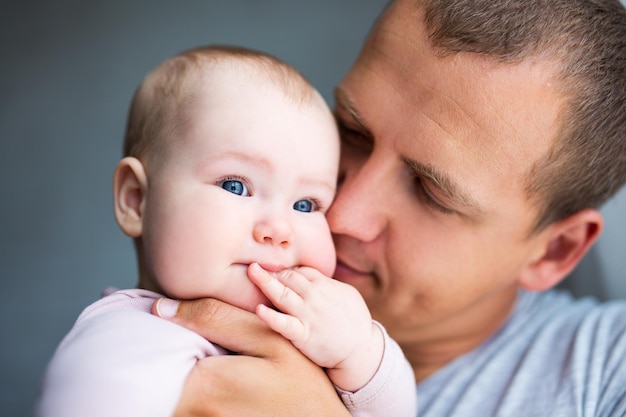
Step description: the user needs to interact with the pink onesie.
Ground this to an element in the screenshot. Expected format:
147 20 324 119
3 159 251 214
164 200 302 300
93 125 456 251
34 289 417 417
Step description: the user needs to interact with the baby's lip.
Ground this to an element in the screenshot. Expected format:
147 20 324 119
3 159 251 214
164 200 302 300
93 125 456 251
256 263 288 272
237 262 289 273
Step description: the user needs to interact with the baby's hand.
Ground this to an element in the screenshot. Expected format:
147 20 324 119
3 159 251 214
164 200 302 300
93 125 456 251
248 263 384 392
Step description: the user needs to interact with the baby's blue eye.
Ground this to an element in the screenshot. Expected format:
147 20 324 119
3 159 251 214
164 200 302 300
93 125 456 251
221 180 248 196
293 199 313 213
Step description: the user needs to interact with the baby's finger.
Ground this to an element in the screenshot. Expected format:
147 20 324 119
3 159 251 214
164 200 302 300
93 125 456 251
248 263 303 314
256 304 308 345
274 267 317 299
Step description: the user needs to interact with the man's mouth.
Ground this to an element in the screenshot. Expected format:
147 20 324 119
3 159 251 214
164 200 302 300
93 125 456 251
334 257 375 283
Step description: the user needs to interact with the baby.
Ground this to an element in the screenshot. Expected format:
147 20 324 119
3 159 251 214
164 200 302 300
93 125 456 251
34 45 416 417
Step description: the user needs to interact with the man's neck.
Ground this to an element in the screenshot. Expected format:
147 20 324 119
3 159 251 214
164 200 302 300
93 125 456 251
402 285 519 383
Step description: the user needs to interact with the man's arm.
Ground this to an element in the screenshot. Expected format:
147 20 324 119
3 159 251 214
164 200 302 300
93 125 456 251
153 298 352 417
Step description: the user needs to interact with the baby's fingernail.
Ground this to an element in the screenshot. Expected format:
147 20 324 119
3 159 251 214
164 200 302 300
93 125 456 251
155 298 179 318
250 263 270 276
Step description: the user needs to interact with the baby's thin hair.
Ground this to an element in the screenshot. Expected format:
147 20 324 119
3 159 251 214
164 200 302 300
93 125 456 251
123 45 315 160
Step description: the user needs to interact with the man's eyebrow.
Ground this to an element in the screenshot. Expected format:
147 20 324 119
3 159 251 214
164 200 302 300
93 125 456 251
403 158 484 216
333 87 374 138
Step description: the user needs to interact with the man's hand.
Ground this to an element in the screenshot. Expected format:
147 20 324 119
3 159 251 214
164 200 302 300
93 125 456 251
152 297 351 417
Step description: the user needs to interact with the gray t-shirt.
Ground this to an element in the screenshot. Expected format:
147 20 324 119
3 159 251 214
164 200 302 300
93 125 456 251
417 289 626 417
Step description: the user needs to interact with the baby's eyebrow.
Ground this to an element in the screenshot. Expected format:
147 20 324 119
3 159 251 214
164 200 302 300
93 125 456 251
198 151 335 193
194 151 271 178
300 176 336 194
206 151 271 169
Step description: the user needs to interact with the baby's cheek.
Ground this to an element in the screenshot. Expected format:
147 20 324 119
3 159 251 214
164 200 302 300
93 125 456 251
304 230 337 277
143 228 197 297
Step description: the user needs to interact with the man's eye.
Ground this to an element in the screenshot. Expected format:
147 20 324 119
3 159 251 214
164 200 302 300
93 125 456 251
220 179 249 196
293 199 314 213
414 178 454 215
338 123 372 150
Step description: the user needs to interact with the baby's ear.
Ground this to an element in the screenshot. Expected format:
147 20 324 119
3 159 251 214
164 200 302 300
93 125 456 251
517 208 603 292
113 157 148 238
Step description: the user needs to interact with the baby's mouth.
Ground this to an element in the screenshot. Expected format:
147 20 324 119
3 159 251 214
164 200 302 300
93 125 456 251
255 263 289 273
235 262 290 273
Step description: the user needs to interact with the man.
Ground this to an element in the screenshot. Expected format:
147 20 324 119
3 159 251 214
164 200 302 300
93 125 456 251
155 0 626 415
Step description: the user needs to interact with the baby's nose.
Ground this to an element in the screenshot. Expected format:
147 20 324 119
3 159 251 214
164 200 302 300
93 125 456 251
253 218 292 248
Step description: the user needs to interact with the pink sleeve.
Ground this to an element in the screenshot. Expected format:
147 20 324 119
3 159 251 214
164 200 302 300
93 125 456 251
34 289 225 417
336 321 417 417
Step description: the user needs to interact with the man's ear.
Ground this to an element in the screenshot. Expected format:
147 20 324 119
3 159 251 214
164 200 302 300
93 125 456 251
113 157 148 238
518 209 603 292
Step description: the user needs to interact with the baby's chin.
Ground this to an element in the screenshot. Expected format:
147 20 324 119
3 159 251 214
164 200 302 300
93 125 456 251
223 267 274 313
231 292 273 314
167 263 286 313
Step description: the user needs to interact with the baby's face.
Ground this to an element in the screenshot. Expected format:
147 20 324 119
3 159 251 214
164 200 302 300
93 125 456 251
140 69 339 311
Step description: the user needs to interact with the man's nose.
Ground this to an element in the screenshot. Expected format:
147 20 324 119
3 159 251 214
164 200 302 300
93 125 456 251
253 216 293 248
327 154 389 242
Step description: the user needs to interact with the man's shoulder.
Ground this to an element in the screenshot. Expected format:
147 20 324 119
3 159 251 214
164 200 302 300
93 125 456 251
518 289 626 335
523 290 626 416
417 290 626 417
511 290 626 357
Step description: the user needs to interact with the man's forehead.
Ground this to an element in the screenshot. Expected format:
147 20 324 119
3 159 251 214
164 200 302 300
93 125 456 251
359 20 563 163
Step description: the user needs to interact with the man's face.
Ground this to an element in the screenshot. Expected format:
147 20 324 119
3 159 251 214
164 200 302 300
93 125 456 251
328 0 565 345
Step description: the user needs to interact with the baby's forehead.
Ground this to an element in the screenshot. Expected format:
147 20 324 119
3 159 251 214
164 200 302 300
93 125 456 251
174 59 332 127
148 50 333 154
194 58 318 104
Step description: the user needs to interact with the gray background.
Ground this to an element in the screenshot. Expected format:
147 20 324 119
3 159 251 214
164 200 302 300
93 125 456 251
1 1 624 416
